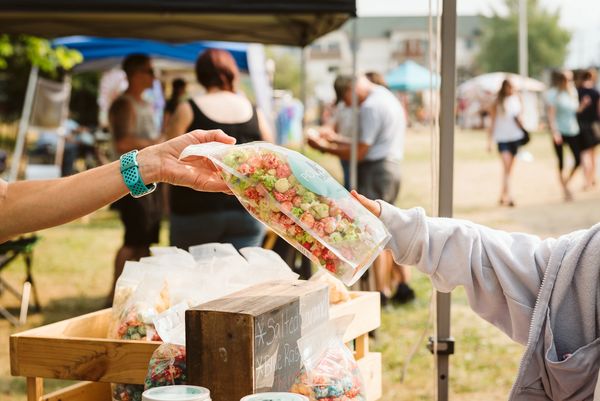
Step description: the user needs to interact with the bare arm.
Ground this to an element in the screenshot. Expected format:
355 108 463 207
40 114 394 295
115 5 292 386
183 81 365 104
308 137 370 161
109 97 156 153
256 109 274 143
0 130 236 243
165 101 193 140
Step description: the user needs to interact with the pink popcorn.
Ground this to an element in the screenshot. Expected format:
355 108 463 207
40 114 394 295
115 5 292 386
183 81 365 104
292 196 302 207
329 204 342 217
300 212 315 228
237 163 255 175
273 192 287 202
283 189 296 202
276 164 292 178
280 215 294 227
321 249 336 260
247 156 263 168
281 201 293 213
313 222 326 237
322 217 337 234
244 187 261 201
262 153 280 169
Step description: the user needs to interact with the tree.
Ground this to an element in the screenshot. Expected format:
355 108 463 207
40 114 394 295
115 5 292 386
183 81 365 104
0 35 82 120
265 47 302 98
476 0 571 78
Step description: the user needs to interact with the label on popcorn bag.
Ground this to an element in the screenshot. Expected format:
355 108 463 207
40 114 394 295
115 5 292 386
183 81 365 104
180 141 390 286
287 152 347 200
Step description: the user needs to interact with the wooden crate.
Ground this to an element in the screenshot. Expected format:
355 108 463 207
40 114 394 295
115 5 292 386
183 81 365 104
10 285 381 401
186 280 330 401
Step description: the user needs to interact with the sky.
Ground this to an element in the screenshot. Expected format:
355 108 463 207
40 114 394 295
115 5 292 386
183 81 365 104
357 0 600 68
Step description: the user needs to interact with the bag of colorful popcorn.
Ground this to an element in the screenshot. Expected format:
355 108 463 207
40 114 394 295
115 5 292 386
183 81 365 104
290 316 366 401
180 142 390 286
144 304 187 390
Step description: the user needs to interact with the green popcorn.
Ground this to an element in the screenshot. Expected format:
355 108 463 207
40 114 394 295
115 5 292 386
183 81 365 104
296 185 306 196
302 191 316 203
261 175 277 190
329 232 343 243
344 231 359 242
292 207 304 218
223 149 248 167
310 203 330 219
251 169 265 181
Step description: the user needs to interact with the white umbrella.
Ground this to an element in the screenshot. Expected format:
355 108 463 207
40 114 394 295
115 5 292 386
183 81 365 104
458 72 546 98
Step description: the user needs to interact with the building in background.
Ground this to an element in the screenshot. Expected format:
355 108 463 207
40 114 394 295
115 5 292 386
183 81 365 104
306 16 485 103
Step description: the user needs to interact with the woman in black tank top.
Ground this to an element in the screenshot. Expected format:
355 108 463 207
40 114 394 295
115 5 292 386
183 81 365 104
165 49 273 250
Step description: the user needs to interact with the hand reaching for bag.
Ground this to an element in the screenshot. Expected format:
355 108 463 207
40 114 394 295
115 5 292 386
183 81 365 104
351 190 381 217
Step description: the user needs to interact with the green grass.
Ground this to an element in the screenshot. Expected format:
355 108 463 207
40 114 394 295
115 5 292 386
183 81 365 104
2 128 600 400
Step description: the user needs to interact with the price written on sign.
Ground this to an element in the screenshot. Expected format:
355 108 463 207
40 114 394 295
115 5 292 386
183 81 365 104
254 293 329 391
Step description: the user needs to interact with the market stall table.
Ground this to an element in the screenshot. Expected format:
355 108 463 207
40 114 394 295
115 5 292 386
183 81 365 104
10 280 381 401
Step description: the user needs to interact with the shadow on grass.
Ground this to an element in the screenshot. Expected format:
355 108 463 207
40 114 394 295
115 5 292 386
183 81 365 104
40 295 107 325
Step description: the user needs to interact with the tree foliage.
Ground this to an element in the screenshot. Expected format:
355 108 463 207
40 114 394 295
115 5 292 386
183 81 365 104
0 35 82 120
476 0 571 77
266 47 302 98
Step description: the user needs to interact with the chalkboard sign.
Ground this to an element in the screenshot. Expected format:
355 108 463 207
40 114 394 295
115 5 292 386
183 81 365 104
186 280 329 401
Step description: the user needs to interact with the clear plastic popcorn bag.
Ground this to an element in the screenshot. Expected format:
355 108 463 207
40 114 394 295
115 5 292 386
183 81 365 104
180 142 390 286
290 316 366 401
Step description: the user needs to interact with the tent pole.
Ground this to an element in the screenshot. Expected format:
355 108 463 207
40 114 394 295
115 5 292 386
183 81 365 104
518 0 528 78
300 46 306 152
435 0 457 400
350 17 358 190
9 65 39 182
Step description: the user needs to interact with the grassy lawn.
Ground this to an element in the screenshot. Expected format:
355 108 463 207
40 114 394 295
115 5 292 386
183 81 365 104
2 128 600 400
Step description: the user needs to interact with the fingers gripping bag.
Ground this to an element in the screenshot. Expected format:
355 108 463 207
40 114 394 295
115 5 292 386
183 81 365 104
290 316 366 401
180 142 390 286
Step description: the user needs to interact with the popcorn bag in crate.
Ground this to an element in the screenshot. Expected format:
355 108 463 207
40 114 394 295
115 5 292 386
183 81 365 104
145 303 188 390
180 142 390 285
290 315 366 401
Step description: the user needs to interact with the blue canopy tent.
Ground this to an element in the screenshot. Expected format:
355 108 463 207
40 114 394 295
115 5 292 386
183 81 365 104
50 36 272 131
385 60 440 92
52 36 250 72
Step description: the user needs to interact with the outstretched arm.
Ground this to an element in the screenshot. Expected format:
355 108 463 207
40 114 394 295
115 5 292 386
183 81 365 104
351 191 556 344
0 130 235 243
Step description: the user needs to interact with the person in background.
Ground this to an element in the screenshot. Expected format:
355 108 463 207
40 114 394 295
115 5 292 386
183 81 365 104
108 54 164 304
365 71 388 88
576 69 600 190
487 80 525 207
163 78 187 132
316 75 355 189
307 74 415 305
544 71 588 201
166 48 273 250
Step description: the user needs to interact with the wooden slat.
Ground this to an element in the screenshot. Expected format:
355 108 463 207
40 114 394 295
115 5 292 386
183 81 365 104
330 291 380 343
27 377 43 401
354 333 369 360
11 336 158 383
357 352 382 401
41 381 111 401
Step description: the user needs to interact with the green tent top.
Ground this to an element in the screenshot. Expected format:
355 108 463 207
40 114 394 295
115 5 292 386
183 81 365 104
0 0 356 46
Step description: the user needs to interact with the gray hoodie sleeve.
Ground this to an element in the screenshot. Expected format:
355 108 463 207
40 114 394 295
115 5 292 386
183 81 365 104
379 201 557 345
